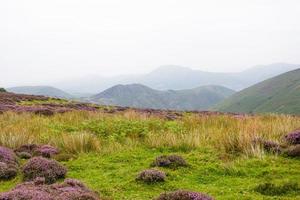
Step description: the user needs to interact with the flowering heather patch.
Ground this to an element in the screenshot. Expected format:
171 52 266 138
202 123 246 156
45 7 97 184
22 156 67 184
156 190 214 200
136 169 166 183
0 146 18 165
15 144 59 159
34 145 59 158
151 155 188 168
285 129 300 144
0 146 18 180
0 162 18 180
0 178 100 200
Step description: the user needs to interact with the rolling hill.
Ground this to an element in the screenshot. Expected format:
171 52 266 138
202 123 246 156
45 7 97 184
7 86 73 99
91 84 235 110
215 69 300 114
55 63 300 93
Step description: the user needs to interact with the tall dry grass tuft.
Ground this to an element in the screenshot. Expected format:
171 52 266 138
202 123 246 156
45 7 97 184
0 111 299 157
55 132 101 154
145 131 203 150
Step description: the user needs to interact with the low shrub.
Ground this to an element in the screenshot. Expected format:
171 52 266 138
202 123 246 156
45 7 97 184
255 182 300 196
151 155 187 168
0 162 18 180
0 146 18 180
15 144 59 158
22 156 67 184
285 130 300 144
136 169 166 183
15 144 39 154
285 145 300 157
155 190 214 200
0 178 100 200
252 138 282 153
0 88 6 92
0 146 18 165
34 145 59 158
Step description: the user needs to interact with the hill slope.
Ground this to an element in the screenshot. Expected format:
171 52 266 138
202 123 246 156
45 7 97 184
91 84 235 110
7 86 73 99
55 63 300 93
215 69 300 114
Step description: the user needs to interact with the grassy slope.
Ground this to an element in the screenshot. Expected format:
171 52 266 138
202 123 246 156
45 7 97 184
215 69 300 114
0 111 300 199
7 86 73 99
92 84 235 110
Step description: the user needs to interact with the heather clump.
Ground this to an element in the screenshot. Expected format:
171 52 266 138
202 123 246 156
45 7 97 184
136 169 166 183
252 138 282 153
151 155 187 168
285 129 300 144
15 144 59 158
22 156 67 184
285 144 300 157
0 162 18 180
156 190 214 200
0 146 18 180
34 145 59 158
0 178 100 200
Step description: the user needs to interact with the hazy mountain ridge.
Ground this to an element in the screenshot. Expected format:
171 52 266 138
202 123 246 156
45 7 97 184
54 63 300 93
7 86 73 99
91 84 235 110
215 69 300 114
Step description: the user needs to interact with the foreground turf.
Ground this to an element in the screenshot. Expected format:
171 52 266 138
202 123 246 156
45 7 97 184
1 146 299 200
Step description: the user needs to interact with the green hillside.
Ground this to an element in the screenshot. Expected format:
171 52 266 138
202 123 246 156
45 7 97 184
215 69 300 114
91 84 235 110
7 86 73 99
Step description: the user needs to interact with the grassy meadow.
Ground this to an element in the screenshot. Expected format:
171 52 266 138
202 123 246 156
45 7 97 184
0 110 300 199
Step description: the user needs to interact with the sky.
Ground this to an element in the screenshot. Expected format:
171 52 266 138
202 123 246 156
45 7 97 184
1 0 300 87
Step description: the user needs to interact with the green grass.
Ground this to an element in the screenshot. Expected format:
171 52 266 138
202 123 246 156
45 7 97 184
18 98 70 106
215 69 300 114
2 147 300 199
0 111 300 199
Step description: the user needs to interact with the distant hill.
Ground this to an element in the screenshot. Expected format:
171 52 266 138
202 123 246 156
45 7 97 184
90 84 235 110
55 63 300 93
215 69 300 114
0 88 6 92
7 86 73 99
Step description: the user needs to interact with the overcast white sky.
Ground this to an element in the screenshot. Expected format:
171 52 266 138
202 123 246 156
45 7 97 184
1 0 300 87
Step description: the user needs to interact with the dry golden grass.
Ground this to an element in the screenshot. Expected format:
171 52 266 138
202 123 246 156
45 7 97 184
0 111 299 156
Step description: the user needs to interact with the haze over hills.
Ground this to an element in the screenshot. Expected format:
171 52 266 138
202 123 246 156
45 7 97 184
215 69 300 115
7 86 73 99
90 84 235 111
54 63 300 93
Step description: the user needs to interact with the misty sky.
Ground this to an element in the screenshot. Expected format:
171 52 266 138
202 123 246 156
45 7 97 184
1 0 300 87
